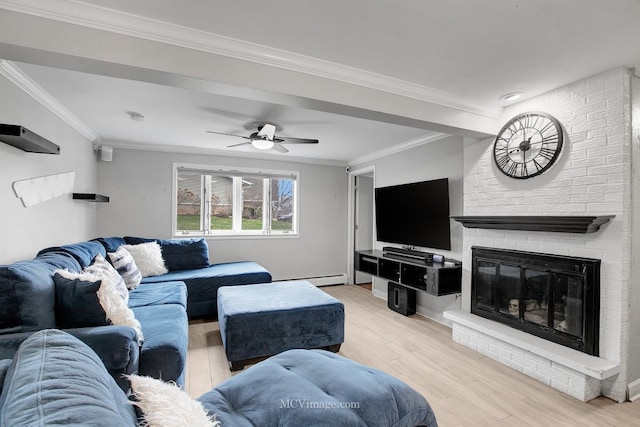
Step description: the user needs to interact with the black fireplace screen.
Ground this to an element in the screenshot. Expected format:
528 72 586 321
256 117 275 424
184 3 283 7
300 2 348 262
472 247 600 356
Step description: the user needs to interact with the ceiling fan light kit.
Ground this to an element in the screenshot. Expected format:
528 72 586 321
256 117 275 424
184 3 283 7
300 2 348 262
206 122 318 154
252 138 274 150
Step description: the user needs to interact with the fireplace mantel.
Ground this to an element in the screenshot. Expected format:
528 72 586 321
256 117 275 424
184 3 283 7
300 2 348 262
451 215 615 233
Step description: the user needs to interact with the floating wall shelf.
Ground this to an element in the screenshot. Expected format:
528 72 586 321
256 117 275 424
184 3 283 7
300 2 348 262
451 215 615 234
0 124 60 154
73 193 110 202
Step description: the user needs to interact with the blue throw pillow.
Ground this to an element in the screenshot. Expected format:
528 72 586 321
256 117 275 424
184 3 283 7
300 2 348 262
53 269 143 341
0 329 138 426
0 260 57 334
160 238 210 271
124 236 210 271
53 272 109 328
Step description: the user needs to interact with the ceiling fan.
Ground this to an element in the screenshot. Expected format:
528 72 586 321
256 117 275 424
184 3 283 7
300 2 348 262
206 123 319 153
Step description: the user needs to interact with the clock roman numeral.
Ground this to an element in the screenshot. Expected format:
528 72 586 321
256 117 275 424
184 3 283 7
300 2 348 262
539 120 555 136
530 158 543 172
495 137 510 147
541 133 559 144
530 114 540 130
538 147 556 161
496 152 510 168
518 117 526 133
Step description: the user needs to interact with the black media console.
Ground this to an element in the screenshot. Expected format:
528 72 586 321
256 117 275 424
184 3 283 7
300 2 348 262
355 249 462 297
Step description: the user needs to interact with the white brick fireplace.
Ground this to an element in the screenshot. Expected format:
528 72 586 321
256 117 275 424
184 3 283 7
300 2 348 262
446 67 634 402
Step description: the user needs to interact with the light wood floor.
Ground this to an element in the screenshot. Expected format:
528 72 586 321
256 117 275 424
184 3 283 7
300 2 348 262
186 285 640 426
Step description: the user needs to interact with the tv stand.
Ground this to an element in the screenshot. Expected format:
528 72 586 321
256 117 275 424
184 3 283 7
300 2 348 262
355 250 461 296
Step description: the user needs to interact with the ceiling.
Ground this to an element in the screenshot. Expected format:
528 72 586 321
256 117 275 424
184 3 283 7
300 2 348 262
2 0 640 164
13 61 432 164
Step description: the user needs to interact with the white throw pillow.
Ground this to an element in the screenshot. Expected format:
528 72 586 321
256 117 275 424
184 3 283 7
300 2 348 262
121 242 169 278
55 269 143 342
108 246 143 290
128 375 220 427
85 254 129 304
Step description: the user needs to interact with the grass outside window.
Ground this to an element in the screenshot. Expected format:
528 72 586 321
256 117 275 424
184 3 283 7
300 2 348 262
177 214 292 232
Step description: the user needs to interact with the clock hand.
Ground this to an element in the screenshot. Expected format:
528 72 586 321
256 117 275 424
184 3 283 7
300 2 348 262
527 139 546 145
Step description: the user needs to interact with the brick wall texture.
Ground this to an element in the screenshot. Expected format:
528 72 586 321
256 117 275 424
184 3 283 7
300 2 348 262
461 67 632 402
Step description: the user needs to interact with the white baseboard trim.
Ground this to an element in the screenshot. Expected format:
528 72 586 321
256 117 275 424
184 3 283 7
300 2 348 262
278 274 348 287
628 379 640 401
372 288 386 300
416 304 449 327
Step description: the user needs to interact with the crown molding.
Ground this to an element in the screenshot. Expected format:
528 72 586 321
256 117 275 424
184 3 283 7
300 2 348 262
0 60 99 142
0 0 501 120
348 132 450 166
104 139 349 168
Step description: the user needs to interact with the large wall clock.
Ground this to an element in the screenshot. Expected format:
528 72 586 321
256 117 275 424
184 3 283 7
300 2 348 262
493 111 564 179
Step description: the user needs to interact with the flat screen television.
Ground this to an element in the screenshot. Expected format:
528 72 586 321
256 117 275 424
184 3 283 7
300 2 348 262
375 178 451 250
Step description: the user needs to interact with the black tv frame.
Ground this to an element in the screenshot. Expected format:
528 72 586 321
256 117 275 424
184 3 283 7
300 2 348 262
374 178 451 251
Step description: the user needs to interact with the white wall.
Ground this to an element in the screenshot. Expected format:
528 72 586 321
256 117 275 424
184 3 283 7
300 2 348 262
462 67 633 402
0 73 97 263
96 148 348 281
351 135 465 323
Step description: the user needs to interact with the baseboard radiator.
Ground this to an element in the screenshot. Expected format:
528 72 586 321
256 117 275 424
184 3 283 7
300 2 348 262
279 274 348 287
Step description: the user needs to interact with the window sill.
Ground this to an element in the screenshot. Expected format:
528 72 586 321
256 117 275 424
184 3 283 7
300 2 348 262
173 233 299 240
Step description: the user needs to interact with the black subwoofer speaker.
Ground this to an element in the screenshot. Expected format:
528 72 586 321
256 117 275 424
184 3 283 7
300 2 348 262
387 282 416 316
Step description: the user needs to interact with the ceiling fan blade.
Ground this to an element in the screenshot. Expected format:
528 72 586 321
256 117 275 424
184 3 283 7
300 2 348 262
206 130 250 139
279 137 319 144
257 124 277 140
271 143 289 153
227 141 252 148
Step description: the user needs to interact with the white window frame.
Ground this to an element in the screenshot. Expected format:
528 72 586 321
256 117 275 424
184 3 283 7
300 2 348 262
172 163 299 239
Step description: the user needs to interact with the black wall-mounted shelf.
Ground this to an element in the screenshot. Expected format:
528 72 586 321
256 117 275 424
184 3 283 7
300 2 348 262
0 124 60 154
451 215 615 234
73 193 110 202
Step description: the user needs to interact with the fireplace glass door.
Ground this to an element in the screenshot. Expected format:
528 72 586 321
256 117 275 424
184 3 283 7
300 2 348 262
471 247 599 356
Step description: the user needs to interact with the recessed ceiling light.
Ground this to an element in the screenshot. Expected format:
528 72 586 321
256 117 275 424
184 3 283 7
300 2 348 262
127 111 145 121
499 92 523 102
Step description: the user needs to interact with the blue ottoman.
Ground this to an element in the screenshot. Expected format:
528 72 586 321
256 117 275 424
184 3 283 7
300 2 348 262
217 280 345 370
198 349 438 426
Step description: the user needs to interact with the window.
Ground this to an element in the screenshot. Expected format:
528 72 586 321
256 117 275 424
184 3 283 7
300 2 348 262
174 164 298 237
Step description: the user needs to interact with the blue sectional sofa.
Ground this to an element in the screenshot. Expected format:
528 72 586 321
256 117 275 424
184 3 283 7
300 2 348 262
0 329 438 426
0 236 272 391
97 236 272 319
